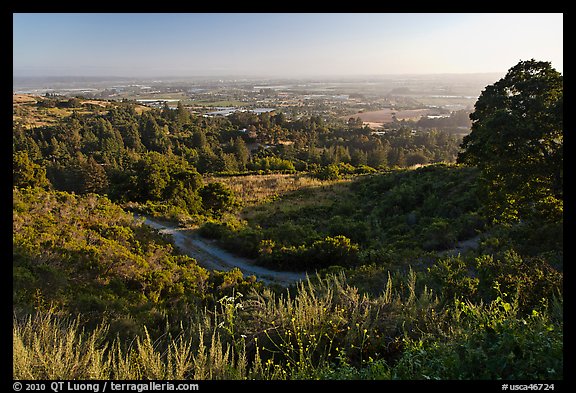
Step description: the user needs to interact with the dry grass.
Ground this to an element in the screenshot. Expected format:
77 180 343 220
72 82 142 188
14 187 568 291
205 173 350 207
13 272 444 380
13 310 248 380
13 94 38 104
205 173 353 224
12 94 150 128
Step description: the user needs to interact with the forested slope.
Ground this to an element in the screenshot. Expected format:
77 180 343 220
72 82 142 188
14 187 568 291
12 60 563 380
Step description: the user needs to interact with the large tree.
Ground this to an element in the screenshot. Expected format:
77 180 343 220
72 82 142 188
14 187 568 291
458 59 563 223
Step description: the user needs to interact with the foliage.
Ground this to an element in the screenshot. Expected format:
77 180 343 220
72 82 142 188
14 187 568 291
393 296 562 380
12 187 258 334
13 150 51 189
14 93 464 221
198 182 239 217
12 78 564 380
458 59 563 224
258 235 359 270
315 164 341 180
209 164 484 271
14 272 562 380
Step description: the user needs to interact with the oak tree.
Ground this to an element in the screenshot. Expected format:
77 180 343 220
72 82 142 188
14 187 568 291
458 60 563 222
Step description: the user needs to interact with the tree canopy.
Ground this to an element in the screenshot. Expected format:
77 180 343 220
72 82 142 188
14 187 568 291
458 59 563 223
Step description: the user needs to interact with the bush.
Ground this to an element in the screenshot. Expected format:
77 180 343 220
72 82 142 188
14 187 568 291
258 235 359 271
315 164 340 180
199 182 238 217
394 296 563 380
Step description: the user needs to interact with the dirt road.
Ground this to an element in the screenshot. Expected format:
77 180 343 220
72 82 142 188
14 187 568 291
138 215 307 287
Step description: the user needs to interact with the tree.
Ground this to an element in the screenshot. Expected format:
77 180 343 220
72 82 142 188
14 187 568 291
233 136 250 170
140 113 169 152
176 101 190 126
199 182 237 217
13 151 50 189
367 145 389 169
458 59 563 223
121 122 145 152
81 156 109 194
406 151 428 167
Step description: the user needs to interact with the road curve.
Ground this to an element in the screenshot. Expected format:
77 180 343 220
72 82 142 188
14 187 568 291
137 215 308 287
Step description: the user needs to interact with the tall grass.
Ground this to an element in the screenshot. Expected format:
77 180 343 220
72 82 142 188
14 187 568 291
13 311 111 379
205 173 350 207
13 272 438 380
13 272 561 380
13 310 249 380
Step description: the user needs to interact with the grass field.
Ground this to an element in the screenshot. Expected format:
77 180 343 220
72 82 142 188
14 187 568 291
205 173 350 209
13 94 150 126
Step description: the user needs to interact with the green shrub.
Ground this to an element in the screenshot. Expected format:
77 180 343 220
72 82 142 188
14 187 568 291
393 296 563 380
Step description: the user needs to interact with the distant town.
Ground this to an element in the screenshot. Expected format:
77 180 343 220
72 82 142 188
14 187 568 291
13 73 500 130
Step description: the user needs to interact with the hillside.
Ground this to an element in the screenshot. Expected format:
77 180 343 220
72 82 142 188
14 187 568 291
201 164 485 272
13 172 563 380
12 80 563 380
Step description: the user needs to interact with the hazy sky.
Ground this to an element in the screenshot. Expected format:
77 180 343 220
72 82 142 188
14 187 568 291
13 13 563 78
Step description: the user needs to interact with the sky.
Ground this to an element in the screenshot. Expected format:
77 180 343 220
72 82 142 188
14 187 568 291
13 13 563 78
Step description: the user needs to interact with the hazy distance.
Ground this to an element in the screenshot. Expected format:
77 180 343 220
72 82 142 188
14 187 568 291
13 13 563 78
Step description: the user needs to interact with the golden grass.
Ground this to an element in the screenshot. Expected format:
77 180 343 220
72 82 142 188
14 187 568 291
13 94 38 104
13 95 150 127
206 173 350 207
13 272 445 380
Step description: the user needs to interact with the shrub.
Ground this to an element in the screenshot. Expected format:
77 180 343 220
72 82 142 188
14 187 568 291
393 296 563 380
199 182 238 217
315 164 340 180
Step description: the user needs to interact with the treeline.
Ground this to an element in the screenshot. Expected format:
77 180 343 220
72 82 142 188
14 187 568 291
13 97 463 215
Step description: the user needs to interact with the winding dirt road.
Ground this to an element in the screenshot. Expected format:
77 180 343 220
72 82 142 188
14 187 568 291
138 215 307 287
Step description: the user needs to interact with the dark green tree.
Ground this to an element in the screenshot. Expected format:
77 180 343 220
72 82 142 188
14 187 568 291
81 156 109 194
191 128 208 149
199 182 237 216
161 101 174 120
233 136 250 170
350 148 368 166
367 141 389 168
140 113 169 153
176 101 190 126
406 151 428 167
13 151 50 189
458 59 563 223
121 122 145 152
95 118 124 156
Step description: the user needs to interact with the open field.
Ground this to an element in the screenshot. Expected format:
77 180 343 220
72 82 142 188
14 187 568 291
205 173 349 208
13 94 38 104
13 94 150 127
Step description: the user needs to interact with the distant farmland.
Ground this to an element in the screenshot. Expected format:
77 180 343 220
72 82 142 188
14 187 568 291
343 108 440 127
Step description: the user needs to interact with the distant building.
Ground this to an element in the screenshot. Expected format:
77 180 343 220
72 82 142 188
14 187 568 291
205 107 239 116
251 108 276 115
204 107 276 117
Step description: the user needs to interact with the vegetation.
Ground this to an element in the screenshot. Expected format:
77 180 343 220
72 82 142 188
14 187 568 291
458 59 563 224
201 164 485 271
13 60 563 381
13 273 562 380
